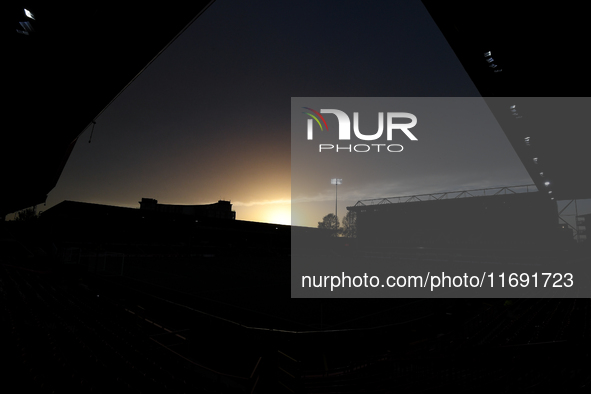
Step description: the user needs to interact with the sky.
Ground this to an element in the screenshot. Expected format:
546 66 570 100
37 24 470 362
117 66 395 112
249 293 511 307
11 0 589 229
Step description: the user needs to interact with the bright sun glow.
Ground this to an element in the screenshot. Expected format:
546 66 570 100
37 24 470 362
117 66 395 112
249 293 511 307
267 207 291 225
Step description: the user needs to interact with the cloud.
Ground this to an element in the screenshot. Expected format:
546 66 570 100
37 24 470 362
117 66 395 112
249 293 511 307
232 199 291 207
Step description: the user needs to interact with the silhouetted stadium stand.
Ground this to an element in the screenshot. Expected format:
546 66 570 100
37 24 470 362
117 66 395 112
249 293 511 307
2 199 590 392
2 254 590 392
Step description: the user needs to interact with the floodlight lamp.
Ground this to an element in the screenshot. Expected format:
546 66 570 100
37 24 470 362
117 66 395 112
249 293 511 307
548 191 552 194
509 105 516 109
544 181 550 186
25 9 35 20
486 57 494 63
540 172 544 176
331 178 343 185
533 158 538 164
489 64 498 68
484 51 491 57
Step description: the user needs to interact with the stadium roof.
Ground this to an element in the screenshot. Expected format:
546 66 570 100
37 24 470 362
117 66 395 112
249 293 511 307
422 1 590 200
3 2 215 217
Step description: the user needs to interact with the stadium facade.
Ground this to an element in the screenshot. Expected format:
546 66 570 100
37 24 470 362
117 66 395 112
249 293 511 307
139 198 235 220
348 185 559 249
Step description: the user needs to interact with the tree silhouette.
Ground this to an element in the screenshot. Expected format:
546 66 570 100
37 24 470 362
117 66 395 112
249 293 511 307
341 210 357 238
318 213 340 236
15 206 39 221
